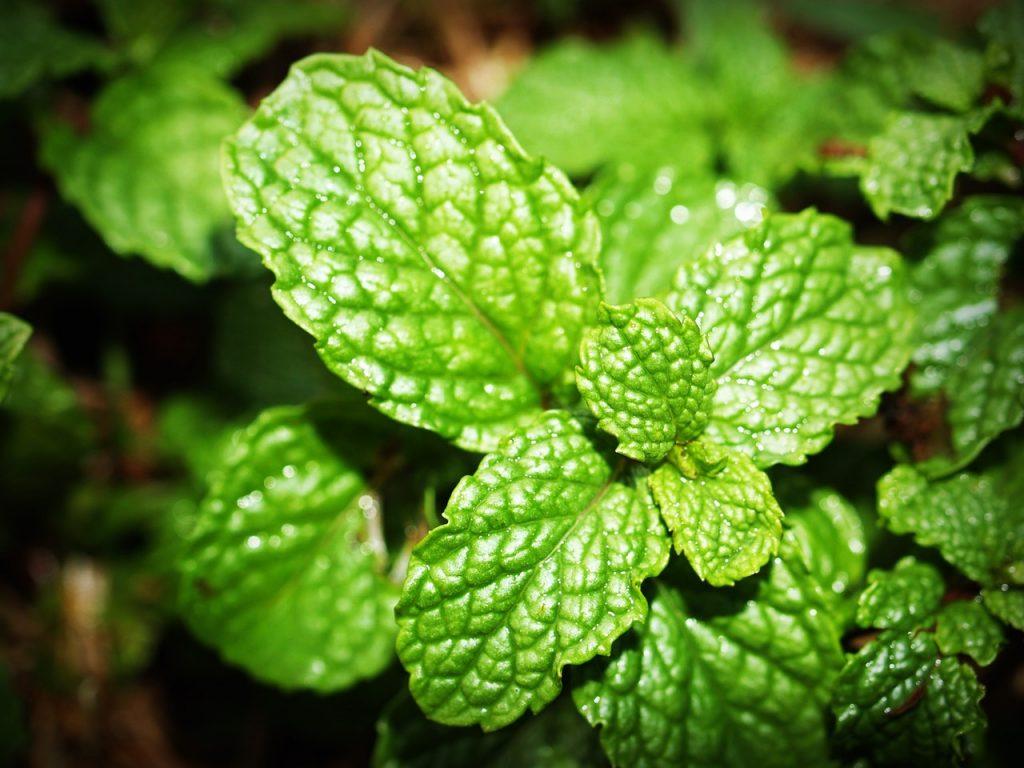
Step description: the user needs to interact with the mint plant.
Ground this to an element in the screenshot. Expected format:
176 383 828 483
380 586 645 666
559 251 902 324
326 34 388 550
4 0 1024 765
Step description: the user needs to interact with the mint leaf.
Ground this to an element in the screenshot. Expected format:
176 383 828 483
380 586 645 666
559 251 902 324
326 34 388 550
177 406 398 691
878 466 1024 585
497 35 710 176
665 209 914 467
650 440 783 585
832 627 985 765
588 163 770 303
574 549 844 768
373 693 606 768
395 410 669 729
576 299 716 463
908 196 1024 396
943 307 1024 468
783 486 867 601
856 558 944 630
41 66 249 282
935 600 1004 666
861 110 986 221
982 587 1024 630
0 1 107 98
980 0 1024 117
0 313 31 403
223 51 602 452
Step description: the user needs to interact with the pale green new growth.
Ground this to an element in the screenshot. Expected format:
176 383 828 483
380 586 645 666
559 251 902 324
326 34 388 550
178 406 398 691
935 600 1004 666
665 209 914 467
42 67 248 281
395 411 668 730
0 313 32 403
576 299 715 463
650 441 782 585
223 51 601 452
856 558 944 630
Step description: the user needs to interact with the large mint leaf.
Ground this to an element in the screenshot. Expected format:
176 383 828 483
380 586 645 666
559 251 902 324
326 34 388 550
856 557 944 630
878 466 1024 586
496 35 710 176
178 406 398 691
373 693 606 768
650 441 783 585
41 67 248 282
909 196 1024 395
832 627 985 765
223 51 602 452
576 299 716 463
665 209 914 467
395 410 669 729
935 600 1004 666
574 549 843 768
588 163 770 303
0 313 31 403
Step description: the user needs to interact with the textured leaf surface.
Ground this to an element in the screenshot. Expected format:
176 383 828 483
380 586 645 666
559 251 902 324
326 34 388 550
373 694 606 768
0 313 32 403
497 35 709 175
856 558 944 630
42 67 248 281
588 163 770 303
574 550 843 768
395 411 669 729
783 486 867 600
178 406 398 691
576 299 715 462
223 51 601 451
650 442 782 585
982 587 1024 630
832 628 985 766
878 466 1024 585
935 600 1004 666
980 0 1024 117
861 111 981 220
944 307 1024 467
665 210 914 467
908 196 1024 395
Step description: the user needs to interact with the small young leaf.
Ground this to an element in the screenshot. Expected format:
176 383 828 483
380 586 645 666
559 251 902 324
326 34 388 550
878 466 1024 586
588 163 770 303
856 557 944 630
665 209 914 467
935 600 1004 666
574 552 844 768
223 51 602 452
178 406 398 691
982 586 1024 631
650 441 782 585
0 313 32 403
576 299 716 463
832 628 985 766
395 410 669 729
41 66 249 281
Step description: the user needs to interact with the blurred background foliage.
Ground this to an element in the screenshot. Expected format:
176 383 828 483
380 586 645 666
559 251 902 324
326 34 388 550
1 0 1022 765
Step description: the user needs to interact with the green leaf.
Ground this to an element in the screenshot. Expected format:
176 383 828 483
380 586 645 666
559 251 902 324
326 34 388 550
783 486 867 600
982 586 1024 630
574 550 844 768
0 1 108 99
587 163 770 303
943 307 1024 468
935 600 1004 666
223 51 602 452
665 209 914 467
832 627 985 766
0 313 31 404
908 196 1024 396
902 37 985 113
877 465 1024 586
856 557 944 630
177 406 399 691
576 299 716 463
497 34 711 176
394 410 669 729
650 441 782 585
41 66 249 282
860 110 985 221
373 693 606 768
979 0 1024 117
